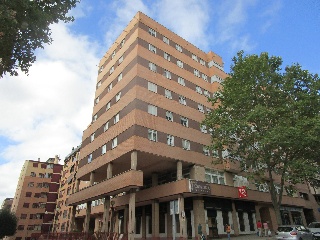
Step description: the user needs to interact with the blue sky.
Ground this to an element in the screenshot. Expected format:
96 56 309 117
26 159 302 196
0 0 319 203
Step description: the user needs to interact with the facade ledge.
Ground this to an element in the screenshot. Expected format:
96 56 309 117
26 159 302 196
67 169 143 206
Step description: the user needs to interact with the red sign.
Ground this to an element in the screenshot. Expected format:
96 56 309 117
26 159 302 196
238 186 248 198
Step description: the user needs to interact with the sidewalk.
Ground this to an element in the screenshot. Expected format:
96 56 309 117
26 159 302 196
218 234 273 240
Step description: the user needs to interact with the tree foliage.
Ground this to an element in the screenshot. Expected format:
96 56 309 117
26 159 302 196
203 51 320 224
0 0 78 77
0 208 18 238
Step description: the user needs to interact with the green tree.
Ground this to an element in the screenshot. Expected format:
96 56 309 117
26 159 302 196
0 0 78 77
0 208 18 238
203 51 320 225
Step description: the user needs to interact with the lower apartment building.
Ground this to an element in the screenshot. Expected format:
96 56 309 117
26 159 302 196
7 157 62 240
63 11 319 239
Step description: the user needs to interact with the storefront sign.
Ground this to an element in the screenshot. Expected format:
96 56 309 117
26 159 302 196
189 180 211 194
238 186 248 198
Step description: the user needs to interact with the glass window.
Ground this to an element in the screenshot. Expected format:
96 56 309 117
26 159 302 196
165 89 172 99
180 116 188 127
148 82 157 93
194 69 200 77
178 77 185 86
164 52 171 61
167 134 174 146
163 36 169 44
108 83 113 92
166 111 173 121
202 74 208 82
196 86 202 94
111 51 116 59
203 146 210 156
148 129 157 141
106 102 111 111
179 95 186 105
88 154 92 163
164 70 172 79
148 44 157 53
102 145 107 155
182 139 190 150
93 114 97 122
118 72 123 81
192 54 198 62
148 105 157 116
90 133 95 142
116 92 121 102
149 28 156 37
198 104 204 113
205 169 225 185
176 44 182 52
177 60 183 68
149 62 157 72
104 122 109 132
112 138 118 149
204 90 210 98
109 66 114 75
118 55 124 64
114 113 120 124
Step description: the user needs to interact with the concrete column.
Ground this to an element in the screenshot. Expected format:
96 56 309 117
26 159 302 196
107 163 113 179
152 200 159 239
231 201 239 236
69 205 77 232
152 173 158 187
90 172 95 186
190 165 205 181
84 201 92 233
177 161 183 180
128 189 136 240
167 203 173 238
101 196 110 232
75 179 80 192
178 194 187 238
193 197 206 237
124 205 129 234
142 206 146 238
131 151 137 170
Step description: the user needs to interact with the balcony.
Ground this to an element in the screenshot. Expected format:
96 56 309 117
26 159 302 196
67 170 143 206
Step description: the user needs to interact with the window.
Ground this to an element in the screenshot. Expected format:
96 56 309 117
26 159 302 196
107 83 113 92
20 214 27 219
192 54 198 62
114 113 120 124
233 175 249 188
149 62 157 72
179 95 186 105
88 154 92 163
200 125 207 133
176 44 182 52
118 72 123 81
211 75 223 83
111 51 116 59
204 90 210 98
198 104 204 113
199 58 205 66
148 129 157 142
118 55 124 64
25 192 32 197
178 77 185 86
177 60 183 68
203 146 210 156
163 36 169 44
112 138 118 149
116 92 121 102
205 169 225 185
18 225 24 230
106 102 111 111
164 134 174 147
194 69 200 77
93 114 97 122
196 86 202 94
120 38 125 48
148 44 157 53
95 97 99 105
255 182 269 192
28 182 34 187
102 145 107 155
180 116 188 127
165 89 172 99
103 122 109 132
202 74 208 82
182 139 190 150
90 133 95 142
109 66 114 75
164 52 171 61
23 203 30 208
166 111 173 121
30 172 36 177
97 81 101 88
148 105 157 116
149 28 156 37
164 70 171 79
148 82 157 93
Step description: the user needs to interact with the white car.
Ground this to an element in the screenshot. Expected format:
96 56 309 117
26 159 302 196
308 222 320 240
274 225 314 240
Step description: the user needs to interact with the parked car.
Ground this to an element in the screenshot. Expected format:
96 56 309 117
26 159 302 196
308 222 320 240
274 225 314 240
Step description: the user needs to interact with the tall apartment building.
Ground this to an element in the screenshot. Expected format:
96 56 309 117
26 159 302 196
53 145 82 232
66 12 319 239
7 157 62 240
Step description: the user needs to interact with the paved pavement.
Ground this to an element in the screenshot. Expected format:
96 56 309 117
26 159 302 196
218 234 274 240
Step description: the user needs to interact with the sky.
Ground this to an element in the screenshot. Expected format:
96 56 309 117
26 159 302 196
0 0 319 204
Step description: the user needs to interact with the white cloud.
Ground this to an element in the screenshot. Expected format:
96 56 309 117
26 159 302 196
0 22 99 203
260 1 282 33
155 0 210 50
